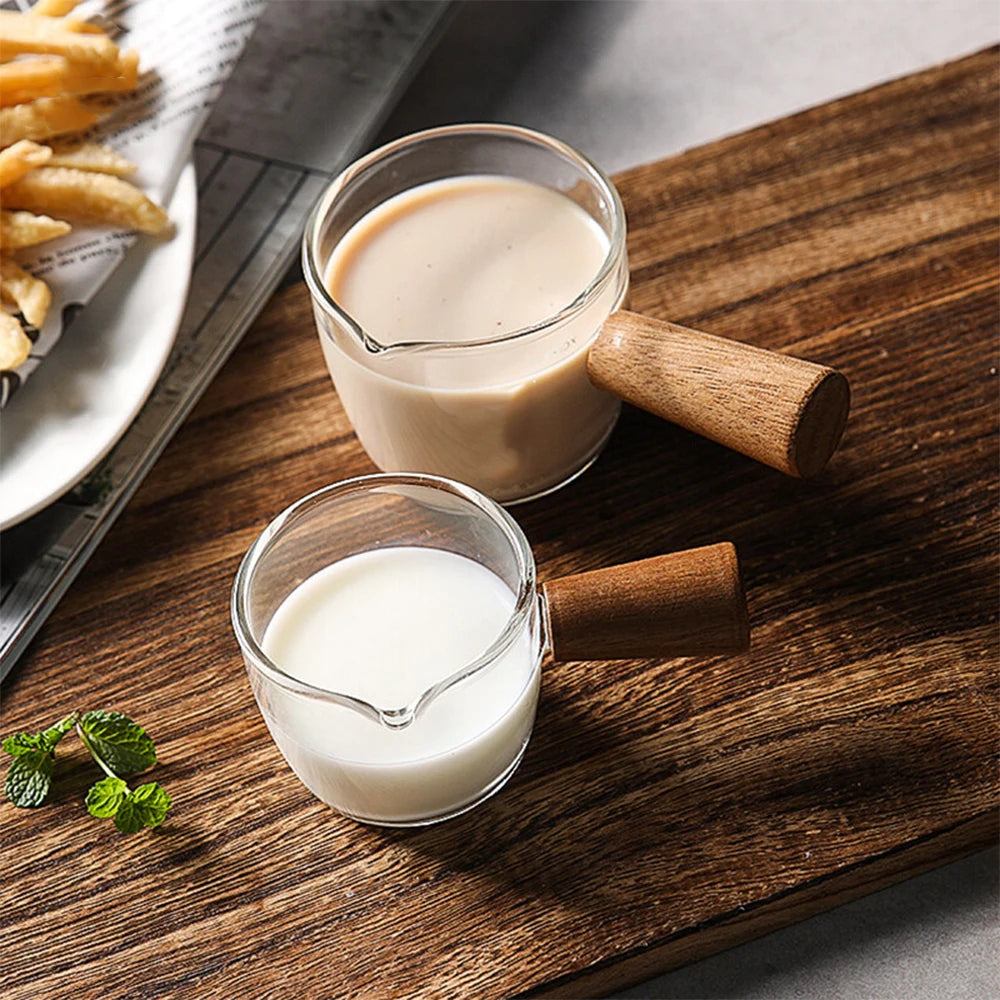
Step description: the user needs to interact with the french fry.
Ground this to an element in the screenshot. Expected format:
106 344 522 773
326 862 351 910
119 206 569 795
0 50 139 106
41 16 107 36
1 209 71 249
0 94 98 144
0 10 117 64
26 17 107 37
1 256 51 329
47 140 136 176
4 166 169 235
0 56 65 104
0 309 32 371
0 139 52 187
30 0 85 16
0 5 171 389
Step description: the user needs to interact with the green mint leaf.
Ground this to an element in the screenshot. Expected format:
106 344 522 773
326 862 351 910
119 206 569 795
3 733 46 756
4 750 55 807
85 776 129 818
113 782 171 834
79 710 157 774
3 713 77 757
39 714 80 752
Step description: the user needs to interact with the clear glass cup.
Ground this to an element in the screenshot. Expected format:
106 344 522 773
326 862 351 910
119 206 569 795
302 123 629 504
231 473 545 827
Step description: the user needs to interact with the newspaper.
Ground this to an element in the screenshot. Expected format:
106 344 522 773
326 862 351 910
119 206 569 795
0 0 451 678
1 0 266 405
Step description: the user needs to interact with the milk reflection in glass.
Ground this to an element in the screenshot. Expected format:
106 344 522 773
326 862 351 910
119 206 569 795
259 546 542 825
322 176 623 502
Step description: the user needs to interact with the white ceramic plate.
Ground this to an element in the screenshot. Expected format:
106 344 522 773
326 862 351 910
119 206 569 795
0 162 197 531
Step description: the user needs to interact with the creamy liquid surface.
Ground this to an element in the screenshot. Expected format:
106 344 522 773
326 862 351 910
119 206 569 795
258 546 541 822
326 175 609 346
263 546 519 710
317 174 624 502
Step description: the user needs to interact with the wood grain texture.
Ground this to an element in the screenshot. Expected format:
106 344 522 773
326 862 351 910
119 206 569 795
544 543 750 661
589 311 850 477
2 48 998 1000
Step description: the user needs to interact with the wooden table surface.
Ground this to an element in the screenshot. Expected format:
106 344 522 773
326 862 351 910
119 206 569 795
2 48 997 1000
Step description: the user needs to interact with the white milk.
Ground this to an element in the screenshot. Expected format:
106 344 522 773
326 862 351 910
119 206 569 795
257 546 542 824
320 175 625 502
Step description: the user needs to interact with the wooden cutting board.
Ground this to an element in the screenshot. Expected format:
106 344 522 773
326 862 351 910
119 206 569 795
2 48 997 1000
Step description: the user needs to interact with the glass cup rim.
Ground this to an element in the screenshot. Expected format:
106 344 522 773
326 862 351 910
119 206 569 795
230 472 538 728
301 122 627 357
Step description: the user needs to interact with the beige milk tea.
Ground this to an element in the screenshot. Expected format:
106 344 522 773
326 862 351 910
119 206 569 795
321 175 623 502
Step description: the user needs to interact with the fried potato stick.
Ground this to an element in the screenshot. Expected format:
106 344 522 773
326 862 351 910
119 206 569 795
30 0 85 16
0 10 117 64
3 165 169 235
0 94 98 143
1 256 51 328
0 139 52 187
0 309 32 370
47 139 136 176
0 50 139 106
0 209 71 248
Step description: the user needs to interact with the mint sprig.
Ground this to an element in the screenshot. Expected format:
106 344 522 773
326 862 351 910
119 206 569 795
3 713 78 807
106 782 172 833
3 709 171 833
85 775 130 817
77 710 158 774
85 775 171 833
3 713 78 756
4 749 56 808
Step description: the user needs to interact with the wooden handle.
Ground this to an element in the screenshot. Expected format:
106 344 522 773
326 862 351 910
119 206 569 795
542 542 749 662
588 310 850 477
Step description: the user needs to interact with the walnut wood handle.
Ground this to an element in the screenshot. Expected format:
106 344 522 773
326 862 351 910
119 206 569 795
588 310 850 478
542 542 749 662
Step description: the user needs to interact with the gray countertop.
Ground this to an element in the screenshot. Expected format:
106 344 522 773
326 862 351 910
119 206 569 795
376 2 999 997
